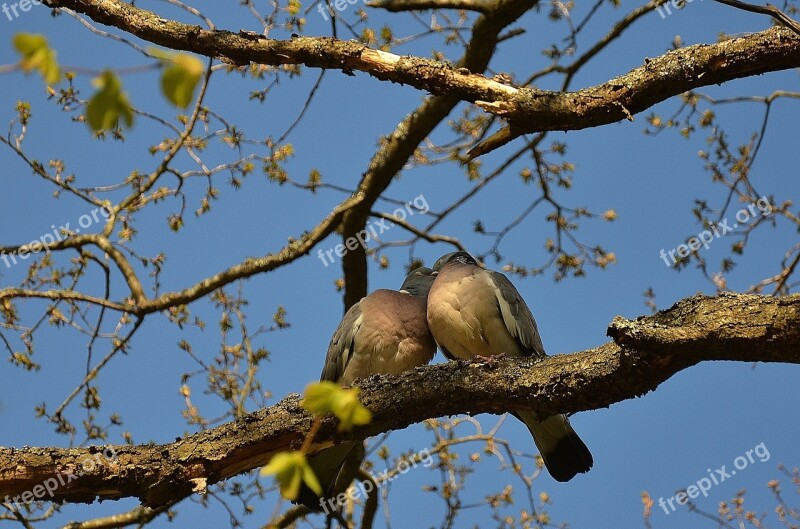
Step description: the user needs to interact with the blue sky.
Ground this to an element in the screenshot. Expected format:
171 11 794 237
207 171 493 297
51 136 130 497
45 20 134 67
0 0 798 527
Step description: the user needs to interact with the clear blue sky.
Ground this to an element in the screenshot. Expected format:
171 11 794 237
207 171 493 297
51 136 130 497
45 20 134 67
0 1 798 527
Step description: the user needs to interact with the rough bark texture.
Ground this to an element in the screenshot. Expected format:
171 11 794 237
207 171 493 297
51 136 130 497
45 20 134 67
1 292 798 506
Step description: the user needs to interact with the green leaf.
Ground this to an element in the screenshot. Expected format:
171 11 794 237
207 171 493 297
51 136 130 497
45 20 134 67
86 70 134 131
158 52 204 108
12 33 60 84
301 381 372 431
261 451 322 500
301 381 341 415
334 390 373 430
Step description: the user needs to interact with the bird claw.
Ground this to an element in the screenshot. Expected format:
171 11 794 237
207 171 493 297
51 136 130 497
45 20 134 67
472 353 507 366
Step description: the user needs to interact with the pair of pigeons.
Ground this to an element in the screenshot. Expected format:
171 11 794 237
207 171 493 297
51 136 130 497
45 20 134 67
298 251 593 512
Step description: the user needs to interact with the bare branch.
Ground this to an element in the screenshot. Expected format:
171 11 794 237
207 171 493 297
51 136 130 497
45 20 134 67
136 193 364 314
370 211 467 251
714 0 800 36
0 288 129 312
61 503 173 529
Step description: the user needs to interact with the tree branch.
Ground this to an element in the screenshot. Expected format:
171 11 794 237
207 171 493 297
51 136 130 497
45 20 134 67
46 2 800 162
1 292 797 507
0 193 363 315
0 288 129 312
61 503 173 529
713 0 800 37
370 211 467 251
468 26 800 157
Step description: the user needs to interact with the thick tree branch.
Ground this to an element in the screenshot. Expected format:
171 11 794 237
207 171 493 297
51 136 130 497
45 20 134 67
47 2 800 162
1 292 797 507
467 26 800 156
48 0 516 101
